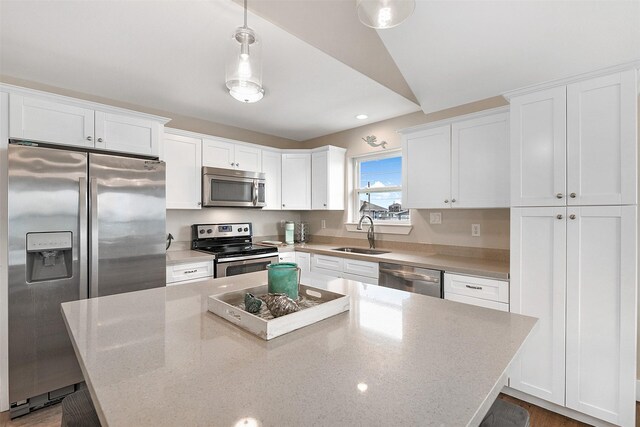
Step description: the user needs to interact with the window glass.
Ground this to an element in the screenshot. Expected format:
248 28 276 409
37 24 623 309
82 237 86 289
355 154 408 222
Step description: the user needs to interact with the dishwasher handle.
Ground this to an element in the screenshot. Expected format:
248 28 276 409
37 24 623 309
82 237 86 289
379 267 440 283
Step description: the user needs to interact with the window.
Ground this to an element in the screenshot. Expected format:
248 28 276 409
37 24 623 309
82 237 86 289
353 152 409 223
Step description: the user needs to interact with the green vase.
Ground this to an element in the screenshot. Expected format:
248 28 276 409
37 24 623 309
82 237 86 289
267 263 300 300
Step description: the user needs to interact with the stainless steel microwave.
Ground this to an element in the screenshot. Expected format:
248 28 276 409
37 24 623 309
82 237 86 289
202 167 266 208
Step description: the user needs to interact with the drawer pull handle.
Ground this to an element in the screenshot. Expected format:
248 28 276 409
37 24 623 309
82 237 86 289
465 285 483 290
184 269 198 274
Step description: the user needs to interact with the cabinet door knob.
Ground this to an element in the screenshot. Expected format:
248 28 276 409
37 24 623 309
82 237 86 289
197 202 202 206
97 137 103 143
323 203 327 207
86 136 93 141
444 199 449 204
235 163 239 167
570 193 576 198
556 214 563 219
451 198 456 203
230 162 234 166
569 214 576 220
556 193 563 199
282 204 285 207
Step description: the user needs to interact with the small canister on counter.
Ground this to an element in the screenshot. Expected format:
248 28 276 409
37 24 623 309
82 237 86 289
285 221 295 245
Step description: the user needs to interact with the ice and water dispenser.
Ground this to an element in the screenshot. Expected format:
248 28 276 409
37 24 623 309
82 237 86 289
26 232 73 282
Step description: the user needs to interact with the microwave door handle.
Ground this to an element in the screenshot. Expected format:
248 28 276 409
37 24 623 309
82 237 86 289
252 179 258 206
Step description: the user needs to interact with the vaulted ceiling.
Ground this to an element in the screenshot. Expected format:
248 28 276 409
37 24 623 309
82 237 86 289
1 0 638 141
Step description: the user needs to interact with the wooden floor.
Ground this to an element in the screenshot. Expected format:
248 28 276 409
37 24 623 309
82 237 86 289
0 395 638 426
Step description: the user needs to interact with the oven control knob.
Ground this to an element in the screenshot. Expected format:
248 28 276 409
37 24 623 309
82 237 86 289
237 228 242 232
199 229 205 234
244 227 248 232
207 229 213 234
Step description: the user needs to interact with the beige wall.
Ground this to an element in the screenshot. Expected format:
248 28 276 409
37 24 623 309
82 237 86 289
167 209 301 247
0 75 299 149
300 96 511 251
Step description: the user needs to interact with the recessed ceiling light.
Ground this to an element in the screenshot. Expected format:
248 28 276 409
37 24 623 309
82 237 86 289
356 114 368 120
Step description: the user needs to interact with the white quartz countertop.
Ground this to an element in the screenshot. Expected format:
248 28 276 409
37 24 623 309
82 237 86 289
61 272 536 427
165 250 215 265
279 243 510 280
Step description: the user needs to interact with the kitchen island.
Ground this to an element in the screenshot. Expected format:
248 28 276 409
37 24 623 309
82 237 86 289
61 272 536 427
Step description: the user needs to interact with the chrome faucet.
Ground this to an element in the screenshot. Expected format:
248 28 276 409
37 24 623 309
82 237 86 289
357 215 375 249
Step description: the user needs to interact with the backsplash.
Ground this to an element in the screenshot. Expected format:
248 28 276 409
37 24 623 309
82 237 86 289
301 208 510 250
166 209 301 246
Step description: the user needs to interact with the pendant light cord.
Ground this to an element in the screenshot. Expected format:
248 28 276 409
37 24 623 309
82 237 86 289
243 0 248 28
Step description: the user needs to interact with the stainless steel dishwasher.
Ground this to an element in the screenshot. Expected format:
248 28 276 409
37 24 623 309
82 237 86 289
378 262 443 298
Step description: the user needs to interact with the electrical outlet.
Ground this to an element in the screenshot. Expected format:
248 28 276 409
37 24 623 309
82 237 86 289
321 219 326 229
472 224 481 237
429 212 442 224
280 220 285 228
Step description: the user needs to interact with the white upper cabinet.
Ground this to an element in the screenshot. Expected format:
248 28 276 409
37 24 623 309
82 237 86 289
510 86 567 207
234 144 262 172
9 93 95 148
164 132 202 210
451 112 509 208
402 124 451 209
281 153 311 210
402 109 509 209
565 205 637 426
94 111 160 156
202 138 235 169
202 138 262 172
261 150 282 210
510 69 638 207
510 207 567 406
8 91 165 156
566 70 637 206
312 147 345 210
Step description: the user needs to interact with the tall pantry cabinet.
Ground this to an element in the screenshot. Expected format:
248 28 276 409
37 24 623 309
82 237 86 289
508 68 638 426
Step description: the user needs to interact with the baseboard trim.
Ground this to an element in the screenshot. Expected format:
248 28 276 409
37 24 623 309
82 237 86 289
502 387 617 427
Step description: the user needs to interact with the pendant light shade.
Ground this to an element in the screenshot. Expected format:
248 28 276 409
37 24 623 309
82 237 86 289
356 0 415 29
225 0 264 103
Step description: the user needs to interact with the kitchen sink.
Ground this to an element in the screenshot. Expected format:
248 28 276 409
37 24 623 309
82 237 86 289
332 247 390 255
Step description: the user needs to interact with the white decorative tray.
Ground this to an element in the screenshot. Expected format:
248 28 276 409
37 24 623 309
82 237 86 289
207 284 350 340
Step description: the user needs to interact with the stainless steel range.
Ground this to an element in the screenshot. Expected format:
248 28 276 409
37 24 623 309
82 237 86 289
191 223 278 277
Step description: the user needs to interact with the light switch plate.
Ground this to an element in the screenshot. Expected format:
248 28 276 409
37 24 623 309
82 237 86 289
472 224 481 237
430 213 442 224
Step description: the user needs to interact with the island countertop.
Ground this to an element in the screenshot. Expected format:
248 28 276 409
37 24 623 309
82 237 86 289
61 272 536 427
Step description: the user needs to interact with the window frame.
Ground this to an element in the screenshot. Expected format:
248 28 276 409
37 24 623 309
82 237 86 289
351 150 409 224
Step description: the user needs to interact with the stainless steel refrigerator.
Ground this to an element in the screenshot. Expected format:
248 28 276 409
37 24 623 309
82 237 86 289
7 142 166 414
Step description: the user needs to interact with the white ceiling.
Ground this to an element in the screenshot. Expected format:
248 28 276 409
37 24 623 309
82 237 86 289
0 0 420 141
1 1 638 141
377 0 640 113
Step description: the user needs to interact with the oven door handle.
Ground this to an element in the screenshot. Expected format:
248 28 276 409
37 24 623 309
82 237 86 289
217 253 278 263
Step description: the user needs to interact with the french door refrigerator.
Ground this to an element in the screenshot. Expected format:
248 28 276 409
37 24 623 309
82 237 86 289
7 142 166 414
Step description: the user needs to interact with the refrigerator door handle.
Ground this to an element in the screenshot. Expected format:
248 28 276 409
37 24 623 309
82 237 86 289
89 177 99 298
78 177 88 300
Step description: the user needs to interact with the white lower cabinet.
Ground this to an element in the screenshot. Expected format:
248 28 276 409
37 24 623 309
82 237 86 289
277 252 295 263
295 252 311 282
443 273 509 312
166 261 213 285
310 253 378 285
510 206 637 426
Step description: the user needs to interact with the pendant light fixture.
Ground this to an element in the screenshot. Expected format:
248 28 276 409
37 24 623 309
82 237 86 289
225 0 264 103
356 0 415 29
